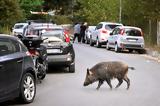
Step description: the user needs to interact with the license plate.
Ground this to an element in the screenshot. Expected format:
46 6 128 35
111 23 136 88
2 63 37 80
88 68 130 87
128 39 137 42
47 49 62 53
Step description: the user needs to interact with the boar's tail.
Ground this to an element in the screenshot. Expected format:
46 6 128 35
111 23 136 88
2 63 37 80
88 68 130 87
128 67 135 70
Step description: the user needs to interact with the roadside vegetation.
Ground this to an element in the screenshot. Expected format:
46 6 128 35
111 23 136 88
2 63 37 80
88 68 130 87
0 0 160 49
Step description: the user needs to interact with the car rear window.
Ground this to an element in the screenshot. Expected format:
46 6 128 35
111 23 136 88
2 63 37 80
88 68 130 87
14 25 24 29
42 30 64 40
125 28 142 36
105 24 122 30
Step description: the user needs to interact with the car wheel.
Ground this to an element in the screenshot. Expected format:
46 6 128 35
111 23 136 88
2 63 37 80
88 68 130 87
90 38 94 46
115 43 121 53
106 41 110 50
128 49 133 53
37 61 47 80
69 62 75 73
19 73 36 103
137 49 146 54
96 38 101 48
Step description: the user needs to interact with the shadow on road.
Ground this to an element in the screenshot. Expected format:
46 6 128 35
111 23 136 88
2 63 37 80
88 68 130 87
47 65 70 74
0 99 24 106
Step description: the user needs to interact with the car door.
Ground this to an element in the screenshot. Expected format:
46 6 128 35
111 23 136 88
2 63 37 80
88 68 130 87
112 28 121 46
0 38 23 98
108 28 119 47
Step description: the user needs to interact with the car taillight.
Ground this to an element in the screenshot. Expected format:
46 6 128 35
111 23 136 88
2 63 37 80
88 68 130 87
26 51 31 56
29 50 39 56
120 29 125 35
101 30 107 34
141 31 144 36
64 31 70 42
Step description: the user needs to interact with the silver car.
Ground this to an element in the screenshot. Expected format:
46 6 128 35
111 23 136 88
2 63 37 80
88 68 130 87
106 26 145 53
84 26 96 44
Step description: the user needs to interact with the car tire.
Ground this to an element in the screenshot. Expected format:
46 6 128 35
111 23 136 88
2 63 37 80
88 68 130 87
69 62 75 73
96 38 101 48
37 61 47 80
128 49 133 53
19 73 36 104
90 38 94 46
137 49 146 54
106 41 110 50
115 43 121 53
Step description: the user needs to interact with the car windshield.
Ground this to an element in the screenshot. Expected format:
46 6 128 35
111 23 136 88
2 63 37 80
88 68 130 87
42 30 64 40
125 28 142 36
105 24 122 30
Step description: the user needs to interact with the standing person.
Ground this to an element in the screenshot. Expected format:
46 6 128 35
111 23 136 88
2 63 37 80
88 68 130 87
73 22 81 43
80 22 88 43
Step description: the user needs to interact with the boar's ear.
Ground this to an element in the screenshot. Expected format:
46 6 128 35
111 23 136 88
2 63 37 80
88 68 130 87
87 68 90 75
87 68 93 75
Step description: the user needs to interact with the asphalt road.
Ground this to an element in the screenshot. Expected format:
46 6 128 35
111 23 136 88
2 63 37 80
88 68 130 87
5 43 160 106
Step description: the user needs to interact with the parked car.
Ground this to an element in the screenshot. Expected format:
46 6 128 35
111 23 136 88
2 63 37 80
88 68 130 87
84 26 96 44
106 26 145 53
90 22 123 48
41 27 75 73
0 34 36 103
12 23 28 36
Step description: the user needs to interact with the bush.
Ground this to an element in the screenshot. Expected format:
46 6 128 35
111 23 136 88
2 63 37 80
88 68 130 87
0 26 11 34
52 15 72 24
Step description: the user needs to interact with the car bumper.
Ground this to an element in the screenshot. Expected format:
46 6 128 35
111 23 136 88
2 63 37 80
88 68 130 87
119 43 145 50
47 53 73 65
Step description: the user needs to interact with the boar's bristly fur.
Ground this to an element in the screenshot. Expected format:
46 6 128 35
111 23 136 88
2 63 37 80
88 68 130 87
83 61 134 90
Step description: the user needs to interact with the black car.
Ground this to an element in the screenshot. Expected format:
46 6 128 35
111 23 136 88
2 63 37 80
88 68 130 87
0 34 36 103
41 26 75 73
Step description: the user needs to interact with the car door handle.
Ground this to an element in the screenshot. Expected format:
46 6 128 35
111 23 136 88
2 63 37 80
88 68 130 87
17 59 23 63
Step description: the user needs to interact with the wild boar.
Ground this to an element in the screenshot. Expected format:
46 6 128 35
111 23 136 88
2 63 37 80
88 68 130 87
83 61 135 90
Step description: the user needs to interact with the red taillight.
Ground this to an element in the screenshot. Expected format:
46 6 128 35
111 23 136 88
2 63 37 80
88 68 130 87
120 29 125 35
101 30 107 34
64 30 70 42
26 51 31 56
141 31 144 36
28 50 39 56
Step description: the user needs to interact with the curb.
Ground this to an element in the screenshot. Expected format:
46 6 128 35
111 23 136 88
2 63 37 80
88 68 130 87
144 48 160 62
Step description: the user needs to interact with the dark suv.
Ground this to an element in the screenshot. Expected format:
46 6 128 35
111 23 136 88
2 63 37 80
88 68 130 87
0 34 36 103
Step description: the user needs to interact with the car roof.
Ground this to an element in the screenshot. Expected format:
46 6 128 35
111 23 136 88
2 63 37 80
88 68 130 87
14 23 28 26
117 26 142 30
0 34 19 40
33 25 63 30
99 22 123 25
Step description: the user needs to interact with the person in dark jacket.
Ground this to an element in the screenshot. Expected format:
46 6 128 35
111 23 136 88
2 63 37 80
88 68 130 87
80 22 88 43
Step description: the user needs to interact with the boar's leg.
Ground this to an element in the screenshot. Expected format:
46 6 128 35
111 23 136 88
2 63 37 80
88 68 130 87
123 76 130 90
115 78 123 88
106 79 112 89
96 80 104 90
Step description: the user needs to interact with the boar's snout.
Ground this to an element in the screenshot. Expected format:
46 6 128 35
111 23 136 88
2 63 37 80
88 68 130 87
83 81 90 86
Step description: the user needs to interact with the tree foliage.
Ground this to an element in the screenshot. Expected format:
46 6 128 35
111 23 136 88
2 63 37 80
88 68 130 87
75 0 119 25
43 0 72 15
19 0 44 19
0 0 23 27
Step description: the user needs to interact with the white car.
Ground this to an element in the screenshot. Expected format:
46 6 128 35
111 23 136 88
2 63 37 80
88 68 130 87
90 22 123 48
12 23 28 36
84 26 96 44
106 26 145 54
